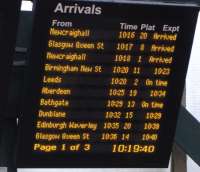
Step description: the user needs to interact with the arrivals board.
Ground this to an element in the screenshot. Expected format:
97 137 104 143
17 0 199 168
0 0 21 116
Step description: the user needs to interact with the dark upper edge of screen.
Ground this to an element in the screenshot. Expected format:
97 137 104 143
72 0 200 8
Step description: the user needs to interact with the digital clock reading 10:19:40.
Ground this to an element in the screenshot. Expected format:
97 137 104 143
112 144 155 153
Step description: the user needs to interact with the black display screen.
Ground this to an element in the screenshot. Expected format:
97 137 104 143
17 0 199 168
0 1 21 116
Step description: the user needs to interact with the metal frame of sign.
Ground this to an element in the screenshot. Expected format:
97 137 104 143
17 0 199 168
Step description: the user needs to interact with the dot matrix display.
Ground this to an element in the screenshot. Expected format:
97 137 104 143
17 0 199 168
